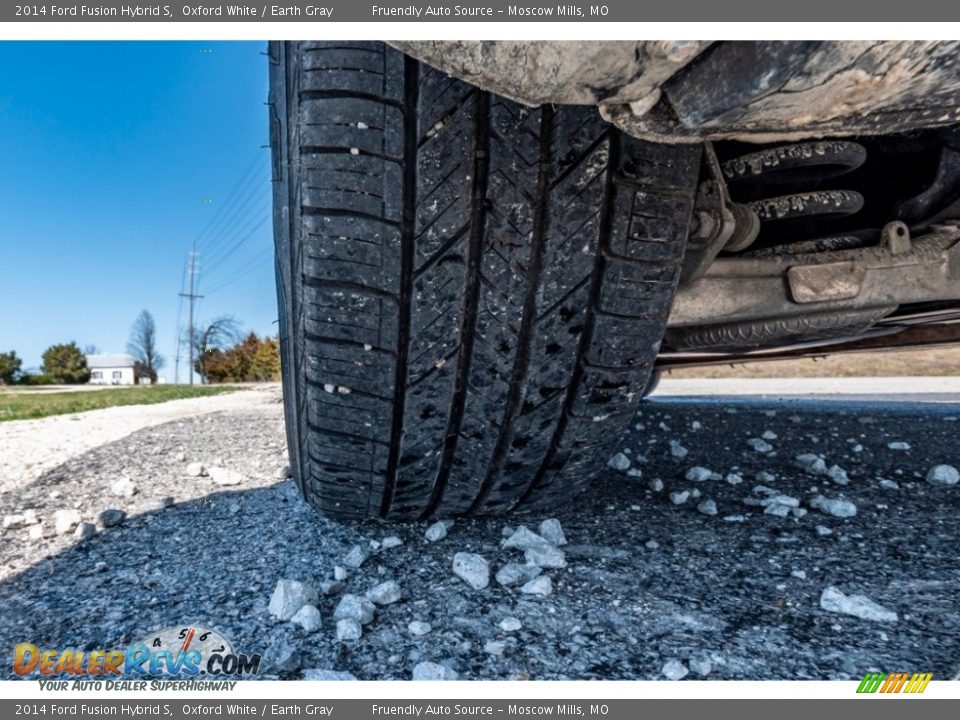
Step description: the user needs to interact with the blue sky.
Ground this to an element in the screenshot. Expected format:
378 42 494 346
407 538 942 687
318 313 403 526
0 41 275 380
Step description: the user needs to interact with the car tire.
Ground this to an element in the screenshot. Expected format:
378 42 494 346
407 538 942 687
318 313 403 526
270 40 701 520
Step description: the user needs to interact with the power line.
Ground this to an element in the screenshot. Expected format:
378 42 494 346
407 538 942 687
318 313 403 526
178 248 204 386
202 192 271 269
204 247 274 295
199 163 271 261
177 147 271 364
173 255 188 384
202 209 271 277
193 153 267 253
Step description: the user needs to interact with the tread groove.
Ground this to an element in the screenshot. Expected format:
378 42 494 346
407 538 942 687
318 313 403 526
514 132 620 509
420 90 491 520
379 55 420 518
299 88 404 111
467 105 556 515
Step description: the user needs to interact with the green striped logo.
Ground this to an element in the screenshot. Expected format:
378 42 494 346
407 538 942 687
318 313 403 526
857 672 886 693
857 672 932 694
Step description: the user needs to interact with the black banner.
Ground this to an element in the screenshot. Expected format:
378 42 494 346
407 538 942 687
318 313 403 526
4 1 960 22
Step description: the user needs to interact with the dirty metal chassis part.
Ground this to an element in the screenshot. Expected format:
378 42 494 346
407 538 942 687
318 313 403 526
679 144 759 284
666 221 960 352
656 317 960 371
394 41 960 144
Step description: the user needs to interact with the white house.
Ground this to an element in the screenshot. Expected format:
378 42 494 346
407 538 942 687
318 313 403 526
86 354 137 386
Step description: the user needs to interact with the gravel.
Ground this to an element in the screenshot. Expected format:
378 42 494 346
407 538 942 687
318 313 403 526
96 508 126 528
412 661 458 680
53 509 80 535
290 604 323 633
333 594 376 625
697 499 718 516
662 659 689 680
269 579 320 622
819 586 898 623
1 384 956 680
110 478 137 498
452 552 490 590
366 580 402 606
266 636 301 673
303 669 356 681
499 617 522 632
0 387 265 494
748 438 774 453
408 620 432 636
208 466 242 486
539 519 567 546
795 454 827 475
523 544 566 569
685 466 714 482
519 575 552 596
74 522 96 541
425 520 454 542
607 452 631 471
501 526 546 551
319 580 343 596
495 563 541 587
826 465 849 485
500 527 566 568
341 545 369 569
3 510 38 529
926 464 959 486
689 658 712 676
335 618 362 642
810 495 858 518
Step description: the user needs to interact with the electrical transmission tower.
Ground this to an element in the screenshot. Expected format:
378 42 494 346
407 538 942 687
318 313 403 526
178 248 204 385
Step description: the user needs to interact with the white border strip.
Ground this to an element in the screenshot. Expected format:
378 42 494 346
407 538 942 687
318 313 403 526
3 21 960 41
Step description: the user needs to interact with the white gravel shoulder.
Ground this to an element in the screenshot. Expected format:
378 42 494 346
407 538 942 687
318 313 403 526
0 385 279 494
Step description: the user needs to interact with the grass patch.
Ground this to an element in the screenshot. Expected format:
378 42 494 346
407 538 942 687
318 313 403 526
0 385 241 422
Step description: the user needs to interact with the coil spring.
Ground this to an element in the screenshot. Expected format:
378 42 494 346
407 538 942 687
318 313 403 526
721 140 868 247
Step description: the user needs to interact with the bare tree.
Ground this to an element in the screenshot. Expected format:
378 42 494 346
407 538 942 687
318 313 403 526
189 315 241 384
127 310 165 384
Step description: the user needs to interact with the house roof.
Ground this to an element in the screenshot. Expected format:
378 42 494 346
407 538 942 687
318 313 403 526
86 354 136 369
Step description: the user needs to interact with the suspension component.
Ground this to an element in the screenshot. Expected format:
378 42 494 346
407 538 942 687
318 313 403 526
721 140 868 248
722 140 867 185
680 143 760 283
746 189 864 224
